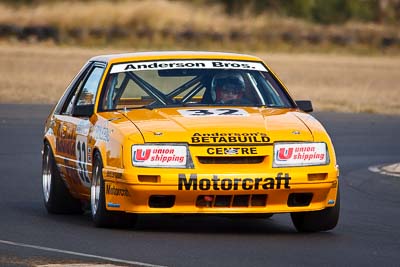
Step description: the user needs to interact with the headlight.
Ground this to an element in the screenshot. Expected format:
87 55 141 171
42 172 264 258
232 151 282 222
132 144 192 168
273 142 329 167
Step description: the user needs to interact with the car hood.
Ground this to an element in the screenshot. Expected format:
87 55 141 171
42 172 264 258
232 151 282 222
123 107 314 144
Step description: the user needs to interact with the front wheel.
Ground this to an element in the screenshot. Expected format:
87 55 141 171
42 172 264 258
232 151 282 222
291 189 340 232
42 143 82 214
91 152 137 228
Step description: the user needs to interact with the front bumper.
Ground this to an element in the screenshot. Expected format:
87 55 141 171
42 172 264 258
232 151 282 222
103 168 339 214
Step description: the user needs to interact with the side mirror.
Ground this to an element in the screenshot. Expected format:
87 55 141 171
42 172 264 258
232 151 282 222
72 104 94 117
295 100 313 113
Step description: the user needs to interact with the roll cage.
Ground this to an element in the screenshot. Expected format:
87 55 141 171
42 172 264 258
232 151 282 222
98 68 295 112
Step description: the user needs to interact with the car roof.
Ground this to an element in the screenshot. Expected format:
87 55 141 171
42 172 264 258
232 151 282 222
89 51 263 64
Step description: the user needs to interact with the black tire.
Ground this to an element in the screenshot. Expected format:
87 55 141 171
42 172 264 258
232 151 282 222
42 143 83 214
91 151 137 228
291 189 340 232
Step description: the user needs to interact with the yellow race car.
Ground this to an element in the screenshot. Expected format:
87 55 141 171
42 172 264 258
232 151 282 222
42 51 339 232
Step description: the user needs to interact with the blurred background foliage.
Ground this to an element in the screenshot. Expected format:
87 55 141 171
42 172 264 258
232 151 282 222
218 0 400 24
0 0 399 53
2 0 398 24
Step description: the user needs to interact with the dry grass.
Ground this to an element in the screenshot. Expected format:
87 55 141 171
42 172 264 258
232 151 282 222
0 1 230 32
2 0 393 34
0 43 399 115
264 53 400 114
0 1 316 33
1 0 399 54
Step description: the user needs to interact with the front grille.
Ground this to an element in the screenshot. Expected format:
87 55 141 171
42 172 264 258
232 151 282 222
215 195 232 207
149 195 175 208
197 156 264 164
287 193 313 207
196 194 267 208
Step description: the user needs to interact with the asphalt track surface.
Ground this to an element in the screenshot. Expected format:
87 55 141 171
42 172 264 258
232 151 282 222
0 104 399 267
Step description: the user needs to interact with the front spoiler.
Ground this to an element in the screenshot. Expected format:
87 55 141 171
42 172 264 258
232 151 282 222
103 170 339 214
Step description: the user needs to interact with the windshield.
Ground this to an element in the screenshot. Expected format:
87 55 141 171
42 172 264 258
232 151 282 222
99 59 294 111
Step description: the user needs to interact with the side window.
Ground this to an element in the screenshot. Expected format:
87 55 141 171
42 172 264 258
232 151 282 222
62 65 104 115
76 67 104 106
55 61 91 115
64 77 86 115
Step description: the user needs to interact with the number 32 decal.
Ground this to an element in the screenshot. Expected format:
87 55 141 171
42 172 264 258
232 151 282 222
178 108 249 117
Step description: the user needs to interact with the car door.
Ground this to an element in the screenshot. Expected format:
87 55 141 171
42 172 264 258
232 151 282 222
53 62 106 197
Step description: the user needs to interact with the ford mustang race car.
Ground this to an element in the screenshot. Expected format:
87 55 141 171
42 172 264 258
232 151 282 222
42 51 340 232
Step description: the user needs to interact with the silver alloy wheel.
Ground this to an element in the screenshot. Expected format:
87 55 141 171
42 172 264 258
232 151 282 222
42 150 51 203
91 163 101 216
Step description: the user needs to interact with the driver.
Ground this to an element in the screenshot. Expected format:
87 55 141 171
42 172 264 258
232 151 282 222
218 81 243 104
211 72 248 104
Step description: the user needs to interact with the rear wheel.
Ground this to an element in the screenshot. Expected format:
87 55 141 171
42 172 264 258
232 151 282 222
291 189 340 232
91 151 137 228
42 143 82 214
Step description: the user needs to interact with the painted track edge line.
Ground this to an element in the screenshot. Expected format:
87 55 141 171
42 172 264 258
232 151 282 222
0 239 166 267
368 164 400 177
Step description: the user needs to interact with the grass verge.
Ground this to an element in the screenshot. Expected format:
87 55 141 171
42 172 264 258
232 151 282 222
0 43 399 115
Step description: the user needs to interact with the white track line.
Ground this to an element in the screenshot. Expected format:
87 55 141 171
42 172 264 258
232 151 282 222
0 239 166 267
368 164 400 177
